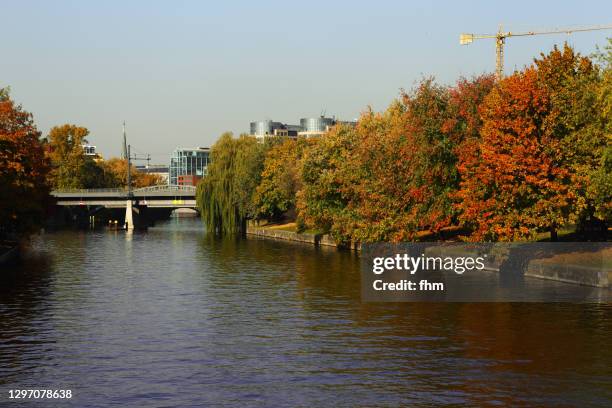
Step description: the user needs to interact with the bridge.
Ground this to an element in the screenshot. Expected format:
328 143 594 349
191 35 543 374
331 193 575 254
50 185 198 229
51 185 197 209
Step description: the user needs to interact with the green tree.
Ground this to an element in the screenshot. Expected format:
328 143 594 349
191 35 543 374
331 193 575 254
587 39 612 222
297 125 360 244
587 146 612 220
196 133 272 235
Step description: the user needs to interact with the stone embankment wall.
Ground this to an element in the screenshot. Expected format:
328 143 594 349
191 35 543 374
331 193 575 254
246 226 359 250
248 228 610 288
424 246 610 289
524 261 610 289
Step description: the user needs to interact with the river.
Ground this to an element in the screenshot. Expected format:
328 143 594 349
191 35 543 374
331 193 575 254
1 218 610 407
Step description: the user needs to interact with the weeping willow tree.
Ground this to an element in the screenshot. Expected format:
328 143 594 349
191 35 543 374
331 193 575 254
197 132 273 235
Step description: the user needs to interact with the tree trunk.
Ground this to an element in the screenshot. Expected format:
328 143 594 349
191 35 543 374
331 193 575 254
550 226 558 242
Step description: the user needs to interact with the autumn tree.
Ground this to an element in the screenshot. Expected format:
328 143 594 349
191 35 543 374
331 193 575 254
46 124 100 188
317 76 494 244
98 157 163 188
353 80 460 241
297 125 360 244
586 38 612 222
135 171 163 188
587 146 612 221
457 45 606 241
0 88 49 238
253 138 308 221
344 100 413 242
295 76 495 245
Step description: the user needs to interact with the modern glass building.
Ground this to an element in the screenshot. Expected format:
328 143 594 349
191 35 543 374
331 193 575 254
249 116 357 140
299 117 336 133
297 116 337 137
250 120 285 136
169 147 211 186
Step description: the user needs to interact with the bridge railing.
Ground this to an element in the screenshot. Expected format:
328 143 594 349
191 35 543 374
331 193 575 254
52 185 197 195
52 188 127 194
133 185 196 193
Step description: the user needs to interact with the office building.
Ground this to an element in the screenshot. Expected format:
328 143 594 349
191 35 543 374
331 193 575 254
169 147 211 186
298 116 337 138
82 143 103 162
249 120 299 140
250 116 357 140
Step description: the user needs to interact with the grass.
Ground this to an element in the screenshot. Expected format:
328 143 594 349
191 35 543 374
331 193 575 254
249 221 322 235
534 225 578 242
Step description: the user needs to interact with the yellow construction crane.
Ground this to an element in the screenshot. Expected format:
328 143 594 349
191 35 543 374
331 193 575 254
460 24 612 79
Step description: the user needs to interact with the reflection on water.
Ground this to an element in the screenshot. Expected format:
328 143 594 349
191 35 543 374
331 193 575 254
0 218 610 407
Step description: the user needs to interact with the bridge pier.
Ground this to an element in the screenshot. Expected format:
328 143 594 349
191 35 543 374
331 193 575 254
125 200 135 230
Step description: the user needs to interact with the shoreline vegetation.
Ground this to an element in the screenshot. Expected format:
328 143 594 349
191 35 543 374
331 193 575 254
0 88 162 260
196 43 611 246
1 42 611 269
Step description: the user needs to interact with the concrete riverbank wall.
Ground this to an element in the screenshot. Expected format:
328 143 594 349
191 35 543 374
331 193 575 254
246 226 342 248
247 227 610 289
522 260 610 288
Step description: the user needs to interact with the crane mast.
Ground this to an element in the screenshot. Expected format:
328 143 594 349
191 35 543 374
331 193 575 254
460 24 612 80
496 32 505 80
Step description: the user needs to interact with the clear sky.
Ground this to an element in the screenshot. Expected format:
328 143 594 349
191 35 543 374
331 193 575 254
2 0 611 162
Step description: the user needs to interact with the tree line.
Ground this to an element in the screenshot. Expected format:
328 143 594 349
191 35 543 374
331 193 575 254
0 90 162 239
197 43 611 243
45 124 162 189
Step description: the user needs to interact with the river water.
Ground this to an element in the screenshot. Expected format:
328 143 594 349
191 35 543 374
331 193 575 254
0 218 610 407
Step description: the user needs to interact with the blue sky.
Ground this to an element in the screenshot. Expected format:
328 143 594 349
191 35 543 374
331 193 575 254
2 0 611 162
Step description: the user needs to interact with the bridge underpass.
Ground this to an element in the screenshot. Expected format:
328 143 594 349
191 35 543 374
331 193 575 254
50 185 198 229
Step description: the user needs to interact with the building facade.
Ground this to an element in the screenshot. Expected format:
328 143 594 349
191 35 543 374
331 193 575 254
249 120 299 140
298 116 337 138
169 147 211 186
250 120 284 136
250 116 357 140
82 143 103 162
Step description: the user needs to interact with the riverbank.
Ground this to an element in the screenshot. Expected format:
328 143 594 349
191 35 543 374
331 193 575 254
246 223 350 249
247 223 611 288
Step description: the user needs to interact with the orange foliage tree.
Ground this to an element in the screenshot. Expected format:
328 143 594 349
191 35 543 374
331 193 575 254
0 89 49 238
296 76 494 244
204 44 607 244
99 157 164 188
456 45 606 241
